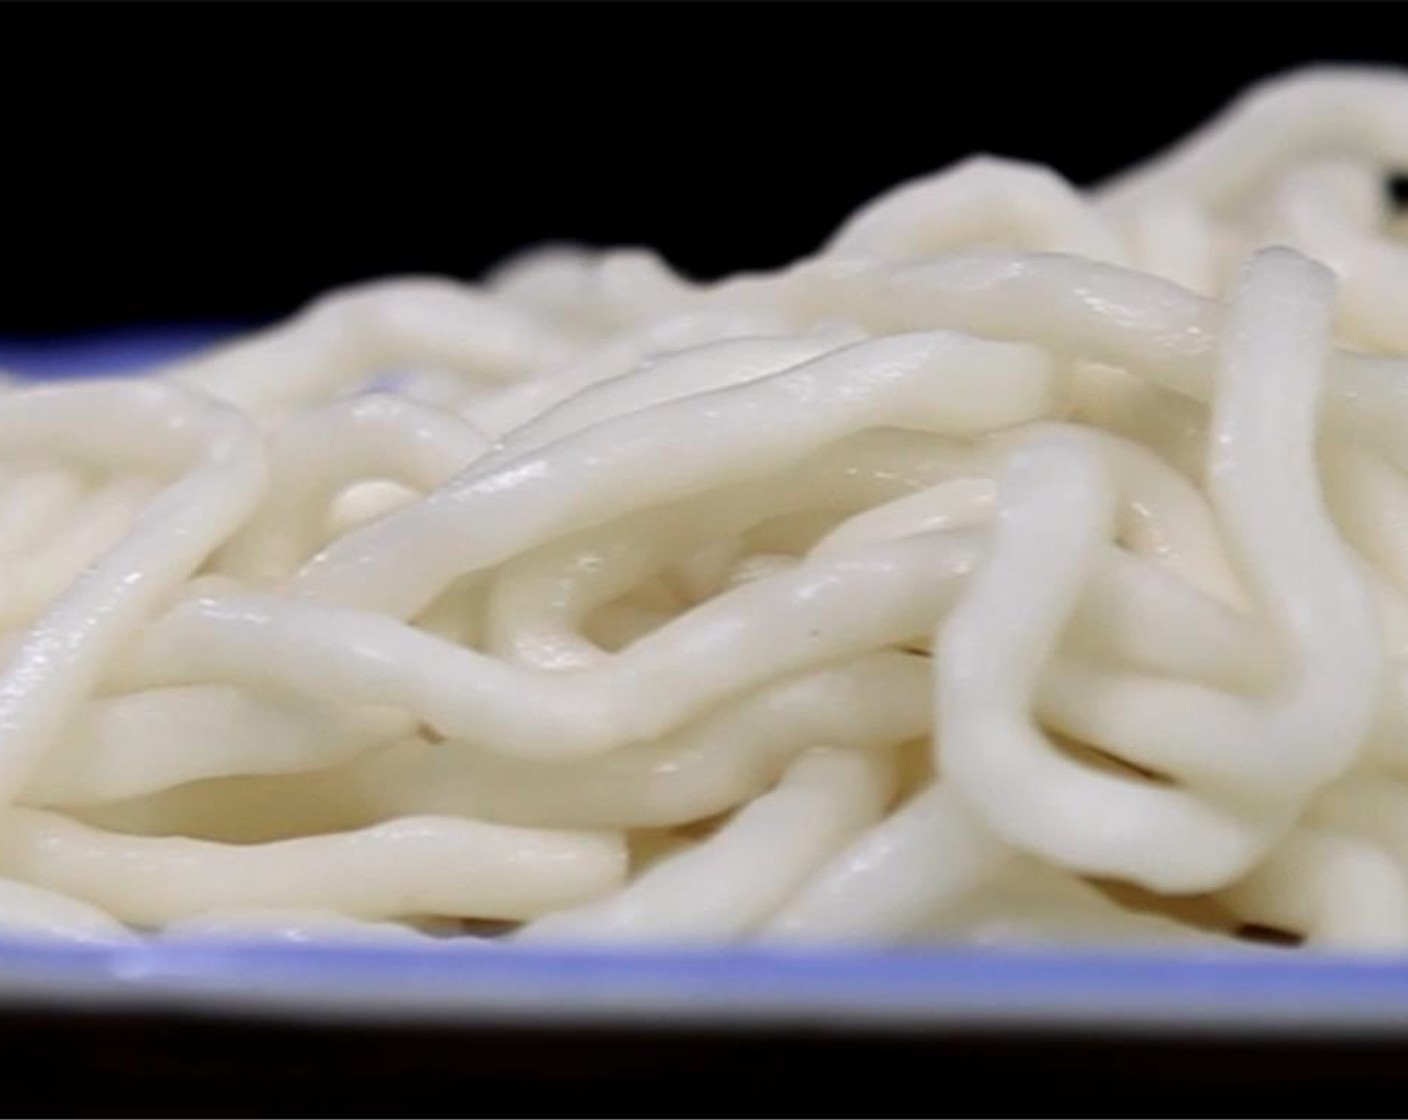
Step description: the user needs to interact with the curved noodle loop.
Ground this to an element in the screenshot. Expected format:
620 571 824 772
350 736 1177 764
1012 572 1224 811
2 67 1408 948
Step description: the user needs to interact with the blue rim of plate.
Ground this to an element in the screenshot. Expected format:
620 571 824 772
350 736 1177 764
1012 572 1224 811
0 938 1404 1031
0 326 1403 1031
0 324 248 380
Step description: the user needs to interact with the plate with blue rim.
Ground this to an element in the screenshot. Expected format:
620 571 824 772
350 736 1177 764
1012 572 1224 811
0 325 1402 1034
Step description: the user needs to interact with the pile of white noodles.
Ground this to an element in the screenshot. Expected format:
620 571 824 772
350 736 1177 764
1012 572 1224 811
5 66 1408 952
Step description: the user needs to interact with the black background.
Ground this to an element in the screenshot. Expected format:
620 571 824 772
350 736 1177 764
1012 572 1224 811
11 1005 1408 1117
4 2 1408 337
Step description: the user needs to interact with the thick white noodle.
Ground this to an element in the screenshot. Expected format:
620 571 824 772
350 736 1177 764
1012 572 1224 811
828 156 1130 264
23 689 412 807
517 750 894 943
161 908 478 947
0 382 264 805
1097 68 1408 218
0 68 1407 947
0 809 626 926
762 785 1013 944
939 250 1381 892
289 332 1057 618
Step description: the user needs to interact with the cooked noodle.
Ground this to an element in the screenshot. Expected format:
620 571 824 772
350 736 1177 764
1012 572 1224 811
4 66 1408 950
